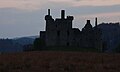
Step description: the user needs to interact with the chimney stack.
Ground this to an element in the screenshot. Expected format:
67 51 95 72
61 10 65 19
95 17 97 27
48 9 50 15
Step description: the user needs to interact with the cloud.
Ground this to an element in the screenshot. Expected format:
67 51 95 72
0 0 120 10
49 0 120 6
0 0 48 10
75 0 120 6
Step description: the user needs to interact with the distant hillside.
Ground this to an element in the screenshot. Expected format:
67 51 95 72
13 35 39 45
98 22 120 52
13 37 35 46
0 39 22 53
0 35 38 53
27 35 39 39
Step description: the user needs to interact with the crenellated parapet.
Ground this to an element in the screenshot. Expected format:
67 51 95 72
67 16 74 20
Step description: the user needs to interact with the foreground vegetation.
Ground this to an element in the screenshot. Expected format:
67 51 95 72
0 51 120 72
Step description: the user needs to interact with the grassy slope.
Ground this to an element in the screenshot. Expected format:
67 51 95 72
0 51 120 72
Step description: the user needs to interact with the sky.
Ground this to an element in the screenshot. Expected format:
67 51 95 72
0 0 120 38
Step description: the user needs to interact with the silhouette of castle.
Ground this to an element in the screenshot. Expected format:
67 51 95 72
40 9 102 50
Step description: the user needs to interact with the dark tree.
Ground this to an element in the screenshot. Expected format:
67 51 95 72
114 43 120 52
33 38 45 50
23 44 33 51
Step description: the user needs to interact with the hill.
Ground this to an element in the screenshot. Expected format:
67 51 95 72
0 51 120 72
98 23 120 52
13 35 38 45
13 37 35 46
0 35 38 53
0 39 22 53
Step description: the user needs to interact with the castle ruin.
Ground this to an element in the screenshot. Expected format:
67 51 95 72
40 9 102 50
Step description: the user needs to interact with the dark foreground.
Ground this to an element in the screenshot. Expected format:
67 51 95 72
0 51 120 72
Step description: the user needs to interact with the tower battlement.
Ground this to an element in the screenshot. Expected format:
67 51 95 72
67 16 74 20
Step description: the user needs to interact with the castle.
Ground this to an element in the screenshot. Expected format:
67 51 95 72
40 9 102 50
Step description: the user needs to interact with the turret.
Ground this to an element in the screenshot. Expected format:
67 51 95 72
67 16 74 20
84 20 92 29
45 9 53 20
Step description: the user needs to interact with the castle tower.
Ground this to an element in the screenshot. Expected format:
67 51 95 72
45 9 54 31
54 10 74 46
81 20 94 48
45 9 56 46
44 9 74 46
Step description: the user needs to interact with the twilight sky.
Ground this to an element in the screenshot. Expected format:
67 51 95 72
0 0 120 38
